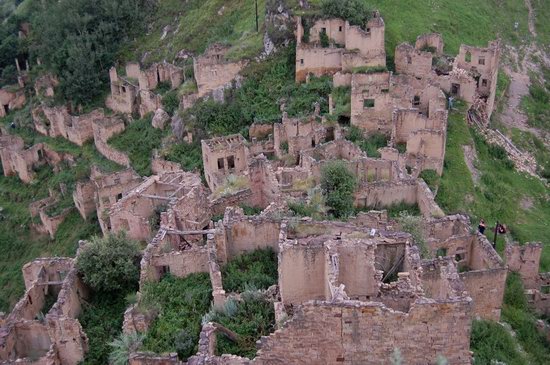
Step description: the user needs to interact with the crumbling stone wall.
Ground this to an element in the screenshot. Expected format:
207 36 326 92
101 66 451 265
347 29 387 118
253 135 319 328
354 179 444 218
295 14 386 82
202 134 250 191
254 299 471 365
395 43 433 79
0 87 26 117
106 66 139 115
92 117 131 167
34 74 59 98
0 135 74 183
193 44 246 99
350 72 395 133
415 33 444 55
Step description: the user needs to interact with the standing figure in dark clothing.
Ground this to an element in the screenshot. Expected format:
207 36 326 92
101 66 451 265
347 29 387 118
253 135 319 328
478 219 486 234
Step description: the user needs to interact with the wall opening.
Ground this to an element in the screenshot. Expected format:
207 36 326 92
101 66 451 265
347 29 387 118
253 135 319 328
363 99 375 108
451 83 460 96
227 155 235 170
217 158 225 170
465 51 472 63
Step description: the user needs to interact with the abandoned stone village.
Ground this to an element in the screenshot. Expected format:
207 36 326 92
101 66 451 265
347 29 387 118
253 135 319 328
1 8 549 365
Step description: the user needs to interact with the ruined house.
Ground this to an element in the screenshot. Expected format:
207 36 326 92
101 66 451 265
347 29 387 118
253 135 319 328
29 190 73 239
108 171 204 241
32 106 101 146
193 43 247 99
72 167 143 232
295 12 386 82
0 257 89 365
92 115 131 167
0 86 26 118
506 243 550 316
0 134 74 183
34 74 59 98
202 134 250 192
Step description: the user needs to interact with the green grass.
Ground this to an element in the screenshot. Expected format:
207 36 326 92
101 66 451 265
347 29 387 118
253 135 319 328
436 102 550 271
213 296 275 358
306 0 530 61
532 0 550 46
470 319 528 365
120 0 267 64
221 248 278 293
501 273 550 364
345 126 388 158
511 128 550 179
162 141 203 173
108 114 165 176
521 66 550 132
141 273 212 360
79 288 136 365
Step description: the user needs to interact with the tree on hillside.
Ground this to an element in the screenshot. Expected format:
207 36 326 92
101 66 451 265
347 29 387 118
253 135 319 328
320 160 357 218
76 232 141 293
321 0 372 27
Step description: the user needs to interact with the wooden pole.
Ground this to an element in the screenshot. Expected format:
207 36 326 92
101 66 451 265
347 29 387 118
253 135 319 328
255 0 259 32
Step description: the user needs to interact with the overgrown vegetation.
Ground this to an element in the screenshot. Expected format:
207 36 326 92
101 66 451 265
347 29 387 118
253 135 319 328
162 141 203 173
511 128 550 179
30 0 151 105
521 66 550 132
109 114 165 176
221 248 278 293
500 273 550 364
470 319 528 365
419 169 440 192
436 102 550 270
140 273 212 360
397 211 429 258
320 160 357 218
76 232 141 293
211 295 275 358
345 125 388 158
320 0 372 27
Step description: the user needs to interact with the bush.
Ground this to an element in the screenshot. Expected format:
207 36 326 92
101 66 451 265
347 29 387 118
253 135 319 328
320 160 357 218
320 29 329 47
141 273 212 360
345 127 388 158
221 248 278 293
109 333 144 365
211 296 275 358
397 211 429 258
162 90 179 115
321 0 372 27
419 169 440 191
76 232 140 293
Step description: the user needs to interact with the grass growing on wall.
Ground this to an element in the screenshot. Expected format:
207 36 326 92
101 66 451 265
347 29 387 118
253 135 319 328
435 103 550 271
141 273 212 360
221 248 278 293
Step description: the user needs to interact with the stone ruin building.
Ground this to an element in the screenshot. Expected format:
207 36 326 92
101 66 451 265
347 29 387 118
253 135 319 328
506 243 550 316
0 86 26 118
73 166 143 231
295 12 386 82
0 133 74 184
0 256 89 365
106 61 184 117
193 43 247 100
29 188 73 239
121 197 508 365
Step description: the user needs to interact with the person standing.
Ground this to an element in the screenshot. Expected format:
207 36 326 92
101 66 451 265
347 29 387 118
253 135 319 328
478 219 486 234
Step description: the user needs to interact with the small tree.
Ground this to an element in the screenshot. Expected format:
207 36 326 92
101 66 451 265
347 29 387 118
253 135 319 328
76 232 141 292
320 160 357 218
320 29 330 47
321 0 372 27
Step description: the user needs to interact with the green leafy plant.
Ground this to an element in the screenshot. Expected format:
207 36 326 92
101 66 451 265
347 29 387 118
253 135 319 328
221 248 278 293
320 160 357 218
76 232 141 293
321 0 372 27
109 332 144 365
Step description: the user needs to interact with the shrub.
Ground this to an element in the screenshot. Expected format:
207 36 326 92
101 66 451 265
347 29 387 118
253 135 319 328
397 211 429 258
162 90 179 115
352 65 388 74
470 320 527 365
320 29 329 47
321 0 372 27
109 332 144 365
419 169 440 191
141 273 212 361
221 248 278 293
320 160 357 218
209 296 275 358
76 232 140 293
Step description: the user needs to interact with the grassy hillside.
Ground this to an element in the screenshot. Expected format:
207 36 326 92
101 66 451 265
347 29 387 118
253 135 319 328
120 0 267 64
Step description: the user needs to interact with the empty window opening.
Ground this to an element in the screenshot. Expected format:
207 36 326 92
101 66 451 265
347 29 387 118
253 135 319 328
436 248 447 257
156 68 161 83
217 158 225 170
407 55 412 64
2 104 8 115
339 26 342 32
363 99 375 108
160 265 170 277
116 193 123 201
381 88 389 93
465 51 472 63
413 95 421 106
300 59 304 65
366 27 371 35
542 285 550 294
227 155 235 169
455 253 465 262
121 86 126 93
321 27 326 33
326 127 335 141
478 57 485 65
311 139 316 147
451 83 461 96
482 79 488 87
37 149 44 159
